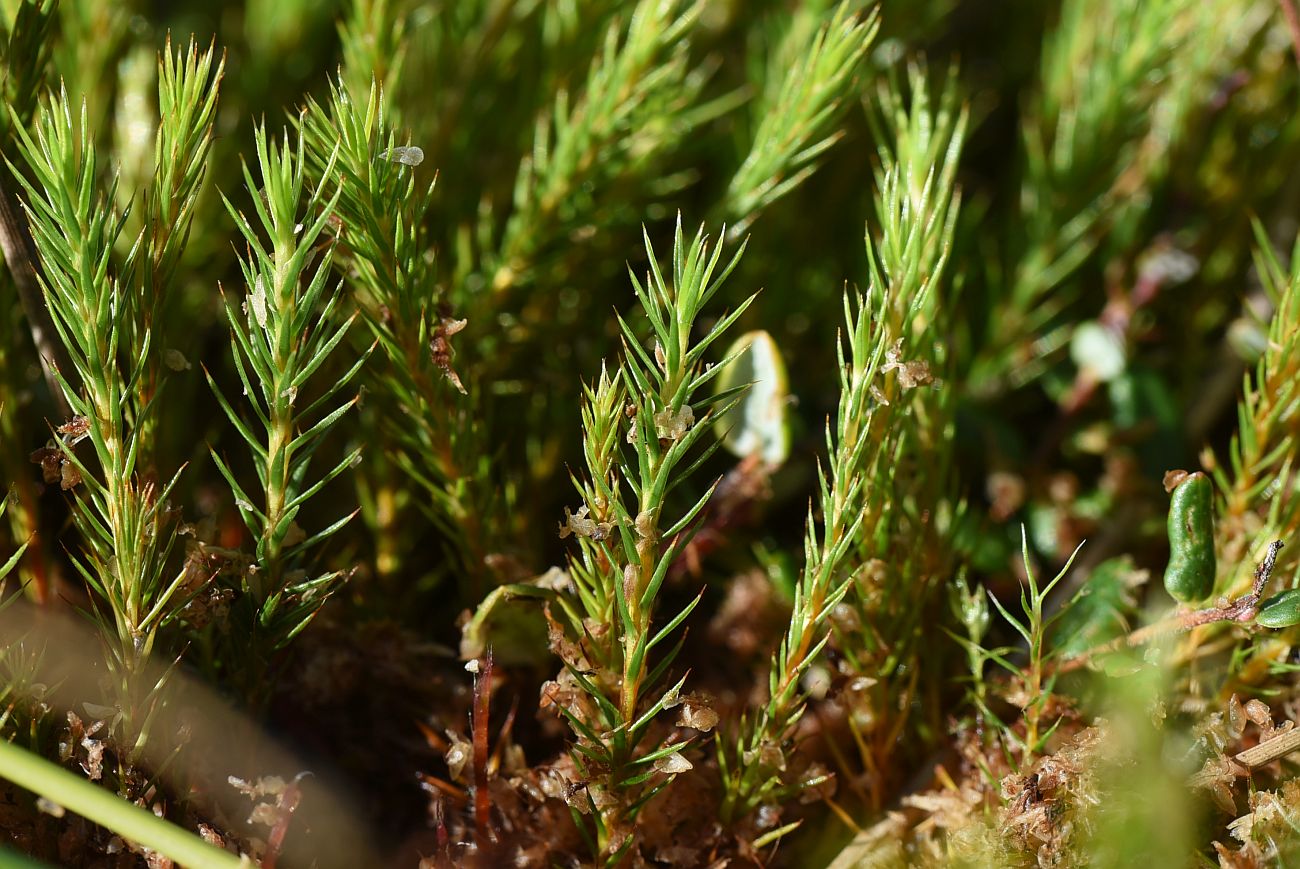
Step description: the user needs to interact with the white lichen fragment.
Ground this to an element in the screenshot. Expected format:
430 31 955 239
379 145 424 166
249 275 269 329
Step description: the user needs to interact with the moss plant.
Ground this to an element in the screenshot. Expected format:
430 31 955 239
0 0 1299 866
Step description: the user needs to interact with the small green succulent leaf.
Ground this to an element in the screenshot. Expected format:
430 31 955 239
1162 471 1216 603
712 330 790 465
1256 589 1300 629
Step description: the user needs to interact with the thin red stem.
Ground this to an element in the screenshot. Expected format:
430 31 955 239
472 649 494 847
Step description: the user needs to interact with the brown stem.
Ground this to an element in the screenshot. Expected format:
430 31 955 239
471 648 495 847
262 774 306 869
1057 541 1285 674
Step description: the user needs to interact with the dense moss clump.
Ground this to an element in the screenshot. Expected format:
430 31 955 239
0 1 1299 866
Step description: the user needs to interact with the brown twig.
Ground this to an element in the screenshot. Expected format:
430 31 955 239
1235 725 1300 767
261 773 307 869
1057 541 1285 674
471 648 495 847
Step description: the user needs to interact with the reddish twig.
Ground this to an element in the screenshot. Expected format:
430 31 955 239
433 794 449 851
471 649 494 846
1057 541 1284 674
262 773 307 869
